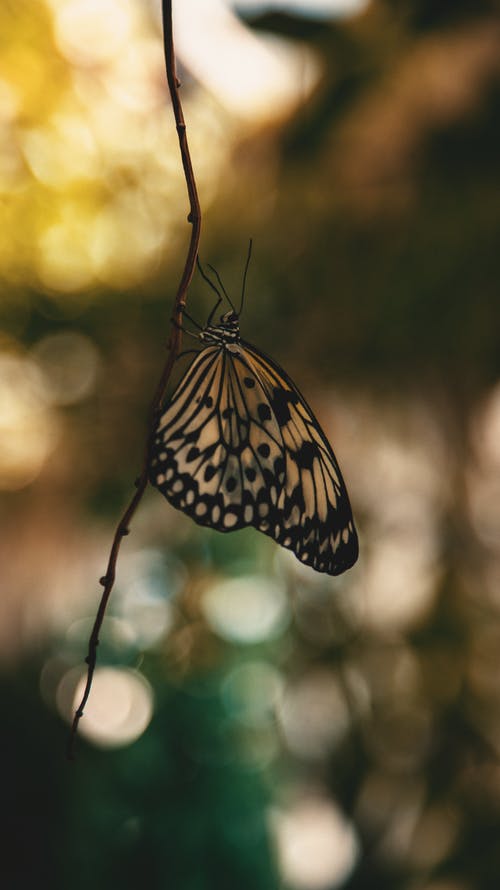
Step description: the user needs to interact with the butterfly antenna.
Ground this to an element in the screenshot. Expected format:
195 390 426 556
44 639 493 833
239 238 253 316
206 263 237 315
197 255 220 300
197 255 224 325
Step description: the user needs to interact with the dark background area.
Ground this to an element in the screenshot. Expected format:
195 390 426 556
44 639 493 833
1 1 500 888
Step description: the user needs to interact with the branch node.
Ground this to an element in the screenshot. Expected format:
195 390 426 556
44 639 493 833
99 576 108 586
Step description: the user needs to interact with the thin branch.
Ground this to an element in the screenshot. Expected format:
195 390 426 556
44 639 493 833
67 0 201 759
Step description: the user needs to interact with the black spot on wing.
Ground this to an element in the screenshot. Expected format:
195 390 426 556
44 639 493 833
296 440 317 469
257 403 272 422
274 456 285 477
204 443 218 460
270 388 298 426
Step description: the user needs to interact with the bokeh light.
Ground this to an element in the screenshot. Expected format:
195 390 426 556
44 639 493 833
271 795 359 889
221 660 284 727
52 0 138 67
276 668 350 759
30 331 100 405
235 0 369 17
201 574 290 643
114 547 182 648
0 349 58 489
173 0 321 121
58 666 154 748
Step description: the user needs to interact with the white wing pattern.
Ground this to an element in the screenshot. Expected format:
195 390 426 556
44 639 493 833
149 311 358 576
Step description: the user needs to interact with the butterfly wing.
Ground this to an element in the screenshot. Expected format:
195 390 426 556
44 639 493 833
149 344 285 532
149 342 358 575
239 341 358 575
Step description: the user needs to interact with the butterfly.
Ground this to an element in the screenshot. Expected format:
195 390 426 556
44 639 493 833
149 252 358 576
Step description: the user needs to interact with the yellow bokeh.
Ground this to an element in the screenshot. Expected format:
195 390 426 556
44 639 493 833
0 0 231 296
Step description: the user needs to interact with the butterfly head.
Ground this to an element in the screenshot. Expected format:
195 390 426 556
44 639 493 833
220 310 238 325
200 309 240 346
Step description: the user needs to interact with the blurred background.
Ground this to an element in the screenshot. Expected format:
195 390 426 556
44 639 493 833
2 0 500 887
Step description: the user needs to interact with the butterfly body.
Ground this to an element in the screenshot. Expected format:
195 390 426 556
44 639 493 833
149 310 358 576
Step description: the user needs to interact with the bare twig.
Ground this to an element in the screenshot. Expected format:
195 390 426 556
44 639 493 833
68 0 201 759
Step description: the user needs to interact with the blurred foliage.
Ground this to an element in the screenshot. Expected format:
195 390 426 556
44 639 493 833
3 658 278 890
1 2 500 890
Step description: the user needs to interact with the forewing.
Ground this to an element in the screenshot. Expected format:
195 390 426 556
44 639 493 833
149 346 285 532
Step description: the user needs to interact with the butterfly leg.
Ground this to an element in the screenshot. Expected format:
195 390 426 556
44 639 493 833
170 315 200 339
176 348 200 361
